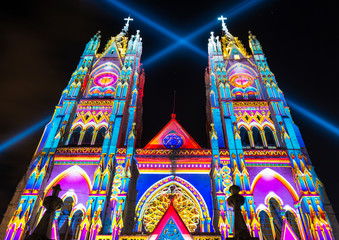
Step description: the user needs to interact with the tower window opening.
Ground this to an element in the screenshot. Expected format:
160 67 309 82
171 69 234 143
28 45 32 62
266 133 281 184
236 95 243 100
264 126 277 148
252 127 264 148
248 94 256 100
240 127 251 148
68 127 81 146
95 127 106 146
82 127 94 145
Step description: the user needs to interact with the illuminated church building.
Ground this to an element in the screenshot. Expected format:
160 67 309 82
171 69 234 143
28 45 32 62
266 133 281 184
1 17 339 240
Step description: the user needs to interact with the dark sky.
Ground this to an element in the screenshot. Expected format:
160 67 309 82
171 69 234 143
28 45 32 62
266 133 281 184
0 0 338 222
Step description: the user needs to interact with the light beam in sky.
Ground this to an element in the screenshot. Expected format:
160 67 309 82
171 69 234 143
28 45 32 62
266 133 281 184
144 0 268 66
287 99 339 137
0 116 51 153
105 0 206 58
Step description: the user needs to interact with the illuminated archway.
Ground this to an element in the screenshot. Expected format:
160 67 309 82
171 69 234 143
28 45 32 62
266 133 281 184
251 168 299 202
135 176 210 233
45 166 92 197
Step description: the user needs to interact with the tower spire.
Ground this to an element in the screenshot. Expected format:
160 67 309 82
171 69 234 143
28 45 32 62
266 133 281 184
172 90 176 119
218 15 233 39
122 16 133 33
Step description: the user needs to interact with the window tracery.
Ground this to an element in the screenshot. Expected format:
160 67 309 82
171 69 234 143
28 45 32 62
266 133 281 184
142 184 199 233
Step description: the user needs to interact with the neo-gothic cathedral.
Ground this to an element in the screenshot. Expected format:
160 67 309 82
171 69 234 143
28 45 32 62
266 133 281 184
1 18 338 240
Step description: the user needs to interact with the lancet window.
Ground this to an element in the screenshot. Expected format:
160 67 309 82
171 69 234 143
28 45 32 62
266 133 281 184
252 127 264 148
269 198 283 240
82 127 94 145
69 126 82 145
240 127 251 148
264 126 277 148
259 198 301 240
259 211 274 240
285 211 301 239
95 127 106 145
69 210 83 240
58 197 74 239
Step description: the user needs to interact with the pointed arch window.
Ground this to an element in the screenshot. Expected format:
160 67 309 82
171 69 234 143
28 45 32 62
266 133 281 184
285 211 301 240
58 197 74 239
70 210 83 240
259 211 274 240
240 127 251 148
269 198 283 240
95 127 106 146
82 127 94 145
69 127 81 146
264 126 276 148
252 127 264 148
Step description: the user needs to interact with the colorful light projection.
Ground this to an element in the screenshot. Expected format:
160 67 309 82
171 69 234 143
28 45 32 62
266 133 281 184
135 176 211 233
144 116 200 149
88 62 121 97
0 116 51 153
143 184 199 233
149 203 193 240
141 0 269 66
226 63 258 98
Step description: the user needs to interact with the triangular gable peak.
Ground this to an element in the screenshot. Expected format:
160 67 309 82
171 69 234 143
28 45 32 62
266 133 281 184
144 114 200 149
280 219 299 240
149 202 193 240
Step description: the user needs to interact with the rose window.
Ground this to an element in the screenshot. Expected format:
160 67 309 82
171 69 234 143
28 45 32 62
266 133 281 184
142 185 199 233
162 133 184 149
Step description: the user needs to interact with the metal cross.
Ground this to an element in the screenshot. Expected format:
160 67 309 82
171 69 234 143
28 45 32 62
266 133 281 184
218 15 227 26
124 16 134 25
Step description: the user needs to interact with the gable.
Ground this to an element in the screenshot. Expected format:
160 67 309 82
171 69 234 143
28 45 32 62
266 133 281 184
150 203 193 240
144 115 200 149
280 220 299 240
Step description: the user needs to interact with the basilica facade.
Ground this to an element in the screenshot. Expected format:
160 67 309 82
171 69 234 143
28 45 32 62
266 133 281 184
1 18 338 240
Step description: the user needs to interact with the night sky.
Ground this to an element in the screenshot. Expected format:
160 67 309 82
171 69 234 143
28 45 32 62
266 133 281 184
1 0 338 223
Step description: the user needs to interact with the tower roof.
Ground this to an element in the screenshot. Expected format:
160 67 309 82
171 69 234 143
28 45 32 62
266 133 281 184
144 115 201 149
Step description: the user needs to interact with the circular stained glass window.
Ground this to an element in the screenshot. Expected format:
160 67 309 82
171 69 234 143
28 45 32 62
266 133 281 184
162 133 183 149
94 72 118 87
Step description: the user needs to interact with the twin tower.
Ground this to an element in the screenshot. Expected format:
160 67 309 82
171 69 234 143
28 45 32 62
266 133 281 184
1 18 338 240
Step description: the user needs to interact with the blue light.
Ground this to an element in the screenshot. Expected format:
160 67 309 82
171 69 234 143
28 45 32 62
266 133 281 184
144 0 267 66
0 116 51 153
104 0 206 57
287 99 339 137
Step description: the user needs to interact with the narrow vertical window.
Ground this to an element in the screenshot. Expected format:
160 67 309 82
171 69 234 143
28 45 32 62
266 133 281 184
259 211 274 240
269 198 283 240
95 127 106 146
252 127 264 148
70 210 83 240
82 127 94 145
264 126 276 148
58 197 74 239
240 127 251 148
69 127 81 145
285 211 301 239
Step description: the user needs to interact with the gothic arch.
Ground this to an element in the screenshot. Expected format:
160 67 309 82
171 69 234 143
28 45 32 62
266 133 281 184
45 166 92 198
251 168 299 202
135 176 210 232
90 62 121 78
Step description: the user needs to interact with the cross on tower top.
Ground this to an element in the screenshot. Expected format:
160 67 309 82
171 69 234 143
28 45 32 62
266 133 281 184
124 16 134 25
218 15 227 26
218 15 233 38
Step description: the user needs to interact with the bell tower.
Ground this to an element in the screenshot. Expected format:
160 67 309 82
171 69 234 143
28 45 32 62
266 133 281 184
205 16 337 239
1 18 144 240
